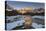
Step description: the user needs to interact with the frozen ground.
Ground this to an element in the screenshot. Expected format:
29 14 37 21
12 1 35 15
6 15 45 30
32 23 44 28
6 20 24 30
32 16 44 19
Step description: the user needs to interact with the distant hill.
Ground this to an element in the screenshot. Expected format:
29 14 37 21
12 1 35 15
5 4 45 16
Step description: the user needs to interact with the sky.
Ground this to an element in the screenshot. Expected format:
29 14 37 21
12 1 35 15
7 1 44 9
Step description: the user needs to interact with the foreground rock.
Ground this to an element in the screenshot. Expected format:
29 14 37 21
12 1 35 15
24 16 32 29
